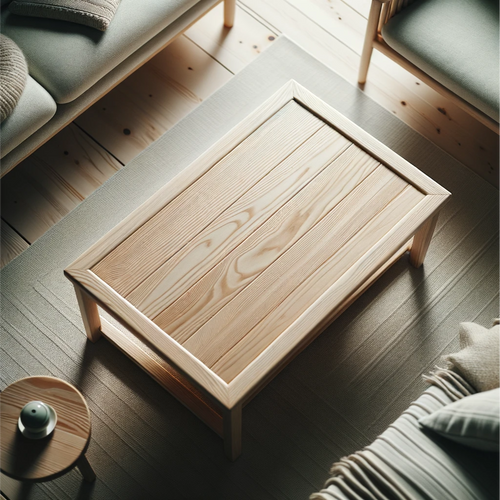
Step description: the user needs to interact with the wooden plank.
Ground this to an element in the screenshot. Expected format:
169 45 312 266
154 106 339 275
0 220 28 269
75 35 233 165
92 101 324 296
100 318 223 437
226 192 447 405
128 125 352 318
154 144 379 340
185 3 278 73
66 80 297 274
1 124 122 244
182 166 413 367
240 0 499 186
213 187 423 382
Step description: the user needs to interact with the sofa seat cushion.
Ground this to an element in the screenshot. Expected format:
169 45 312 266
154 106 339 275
312 385 500 500
1 0 200 104
382 0 499 122
1 75 56 158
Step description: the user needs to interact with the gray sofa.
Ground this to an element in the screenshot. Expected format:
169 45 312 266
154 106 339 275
0 0 231 177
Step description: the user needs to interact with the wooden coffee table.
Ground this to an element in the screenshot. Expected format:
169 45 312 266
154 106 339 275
65 81 450 460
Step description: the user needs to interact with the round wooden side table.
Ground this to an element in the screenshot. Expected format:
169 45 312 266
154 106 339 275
0 376 95 483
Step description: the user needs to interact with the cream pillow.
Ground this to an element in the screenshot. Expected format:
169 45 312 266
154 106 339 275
443 322 499 392
419 388 499 452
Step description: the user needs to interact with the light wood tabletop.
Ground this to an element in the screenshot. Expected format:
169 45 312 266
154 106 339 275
0 376 95 482
65 80 450 460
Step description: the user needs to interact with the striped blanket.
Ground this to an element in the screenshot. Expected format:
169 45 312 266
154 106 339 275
311 369 499 500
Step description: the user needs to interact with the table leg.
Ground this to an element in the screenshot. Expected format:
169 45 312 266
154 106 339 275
76 455 96 482
223 403 242 461
409 213 439 268
224 0 235 28
73 285 102 342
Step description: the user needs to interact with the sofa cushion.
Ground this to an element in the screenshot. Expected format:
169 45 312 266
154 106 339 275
1 75 56 158
0 34 28 121
382 0 499 122
1 0 200 104
9 0 121 32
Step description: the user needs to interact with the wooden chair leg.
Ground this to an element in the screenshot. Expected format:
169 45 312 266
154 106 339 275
73 285 102 342
223 404 242 461
76 455 96 482
224 0 235 28
409 213 439 268
358 0 384 84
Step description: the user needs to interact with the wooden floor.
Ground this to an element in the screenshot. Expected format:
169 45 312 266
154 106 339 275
1 0 498 268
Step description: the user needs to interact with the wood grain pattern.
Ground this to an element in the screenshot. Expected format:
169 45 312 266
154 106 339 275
67 80 296 274
182 165 412 368
1 220 28 269
3 0 493 259
213 187 423 382
74 35 233 164
0 377 91 481
92 101 323 295
226 194 447 406
128 126 351 318
153 144 378 340
185 3 277 73
66 83 450 460
1 124 122 244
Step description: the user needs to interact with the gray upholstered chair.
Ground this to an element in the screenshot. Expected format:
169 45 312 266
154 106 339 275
358 0 499 133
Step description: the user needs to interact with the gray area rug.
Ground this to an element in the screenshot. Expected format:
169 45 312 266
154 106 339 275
1 36 498 500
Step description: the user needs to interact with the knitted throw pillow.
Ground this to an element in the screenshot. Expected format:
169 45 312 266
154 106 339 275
0 35 28 122
443 322 499 392
9 0 121 31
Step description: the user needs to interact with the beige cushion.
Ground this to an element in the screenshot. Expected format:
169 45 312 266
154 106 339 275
0 34 27 121
443 322 499 392
9 0 121 31
419 388 500 452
